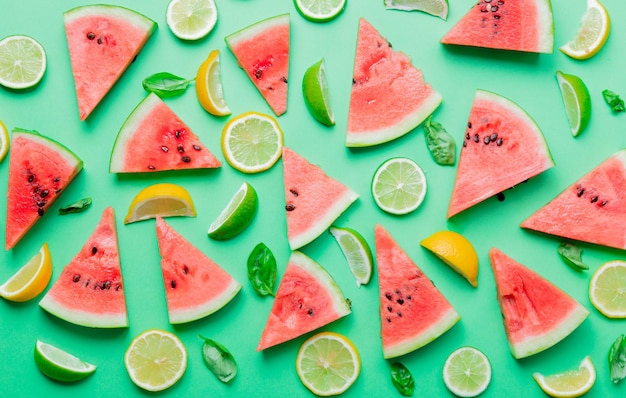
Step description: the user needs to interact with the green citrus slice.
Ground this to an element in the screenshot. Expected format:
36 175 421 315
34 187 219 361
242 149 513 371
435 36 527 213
0 35 46 89
556 71 591 137
34 340 96 383
384 0 449 20
329 226 374 287
589 260 626 318
559 0 610 60
443 346 491 397
294 0 346 22
208 182 258 240
371 157 427 215
302 58 335 126
532 356 596 398
166 0 217 41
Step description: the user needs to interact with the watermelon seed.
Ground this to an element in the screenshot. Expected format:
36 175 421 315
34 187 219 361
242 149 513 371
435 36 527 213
599 200 608 207
101 281 110 290
490 133 498 141
307 308 314 316
37 208 44 216
463 141 467 148
171 280 177 289
148 165 156 170
181 156 191 163
576 185 585 197
255 69 263 79
86 32 95 40
27 174 34 183
192 145 201 151
53 177 60 183
91 246 97 255
352 78 356 85
289 189 299 196
385 292 393 300
72 274 80 283
40 189 48 197
590 196 598 203
494 14 501 20
496 138 503 146
387 306 393 312
468 122 472 128
386 317 391 323
497 192 506 201
281 76 288 83
483 136 490 144
175 130 181 138
406 295 412 300
183 265 189 274
473 134 479 143
97 36 104 45
397 312 402 317
115 284 121 291
161 146 169 153
36 201 45 207
397 298 404 305
491 6 499 12
85 279 90 287
285 203 296 211
177 144 184 153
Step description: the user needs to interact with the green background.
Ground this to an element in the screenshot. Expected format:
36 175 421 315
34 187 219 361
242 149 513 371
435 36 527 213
1 0 626 396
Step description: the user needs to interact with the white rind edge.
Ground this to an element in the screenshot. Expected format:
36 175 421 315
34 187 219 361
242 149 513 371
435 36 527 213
39 294 129 328
536 0 555 53
64 4 157 33
168 279 242 324
225 14 289 47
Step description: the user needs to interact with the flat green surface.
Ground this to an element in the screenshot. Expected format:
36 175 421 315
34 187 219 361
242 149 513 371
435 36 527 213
1 0 626 396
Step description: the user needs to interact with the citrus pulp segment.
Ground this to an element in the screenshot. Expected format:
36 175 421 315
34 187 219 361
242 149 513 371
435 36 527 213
0 35 46 89
420 230 479 287
556 71 591 137
166 0 217 41
443 347 491 397
208 182 258 240
532 356 596 398
125 329 187 392
589 260 626 318
0 243 52 302
196 49 230 116
371 157 427 215
221 112 284 173
329 226 373 287
294 0 346 22
0 119 9 163
34 340 96 382
124 183 196 224
302 58 335 126
559 0 610 60
296 331 361 396
384 0 449 20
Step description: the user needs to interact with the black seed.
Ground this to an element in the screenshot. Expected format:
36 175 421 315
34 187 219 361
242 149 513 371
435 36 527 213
385 292 393 300
87 32 96 40
386 317 391 323
177 144 184 153
497 192 506 201
192 145 201 151
397 312 403 317
36 201 46 208
307 308 314 316
289 189 299 196
490 133 498 141
161 146 169 152
600 200 608 207
496 138 503 146
494 14 501 19
485 0 492 3
352 78 356 85
183 265 189 274
171 280 177 289
72 274 81 283
406 295 412 301
465 133 470 140
181 156 191 163
148 165 156 170
397 298 405 305
28 174 34 183
387 306 393 312
255 69 263 79
104 281 111 290
85 279 90 287
115 284 121 291
590 196 598 203
473 134 479 143
37 208 44 216
53 177 60 183
285 203 296 211
480 7 488 12
491 5 499 11
395 289 401 295
463 141 467 147
97 36 103 44
577 186 585 197
483 136 491 144
34 187 40 193
280 76 288 83
40 189 49 198
92 246 98 255
468 122 472 128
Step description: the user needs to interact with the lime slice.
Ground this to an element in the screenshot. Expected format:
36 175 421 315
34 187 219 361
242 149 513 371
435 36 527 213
384 0 449 20
34 340 96 383
221 111 284 174
556 71 591 137
443 347 491 397
0 243 52 302
0 35 46 89
196 49 230 116
302 58 335 126
589 260 626 318
294 0 346 22
559 0 610 60
0 119 8 163
208 182 258 240
421 230 479 287
166 0 217 41
532 356 596 398
371 157 427 215
124 329 187 392
296 331 361 396
329 226 374 287
125 183 196 224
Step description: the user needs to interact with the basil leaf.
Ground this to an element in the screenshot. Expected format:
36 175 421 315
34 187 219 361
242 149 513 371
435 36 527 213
247 243 277 297
423 116 456 165
391 362 415 396
557 242 589 271
609 334 626 384
199 336 237 383
602 89 625 113
142 72 192 98
59 197 92 215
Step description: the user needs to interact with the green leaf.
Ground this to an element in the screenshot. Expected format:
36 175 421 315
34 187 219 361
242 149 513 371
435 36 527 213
247 243 277 297
557 242 589 271
602 89 625 113
142 72 192 98
609 334 626 383
199 336 238 383
390 362 415 396
58 197 92 215
423 116 456 165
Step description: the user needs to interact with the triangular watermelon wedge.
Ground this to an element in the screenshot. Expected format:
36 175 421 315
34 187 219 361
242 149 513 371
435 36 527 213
64 5 157 120
346 18 442 147
257 251 351 351
521 150 626 249
156 217 241 324
448 90 554 218
109 93 221 173
441 0 554 53
6 129 83 250
225 14 290 116
282 147 359 250
489 248 589 359
375 225 460 359
39 207 128 328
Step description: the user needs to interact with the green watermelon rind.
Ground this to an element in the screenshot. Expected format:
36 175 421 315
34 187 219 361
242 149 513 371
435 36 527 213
64 4 157 35
536 0 555 54
169 279 242 324
224 14 289 48
39 297 128 328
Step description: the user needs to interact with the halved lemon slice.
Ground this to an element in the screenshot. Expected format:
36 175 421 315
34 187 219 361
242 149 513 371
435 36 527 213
0 243 52 302
0 119 9 163
196 49 230 116
125 183 196 224
589 260 626 318
532 356 596 397
559 0 610 60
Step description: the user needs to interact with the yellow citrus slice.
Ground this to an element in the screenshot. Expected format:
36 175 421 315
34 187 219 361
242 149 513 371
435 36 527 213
125 183 196 224
443 346 491 397
196 49 230 116
0 242 52 302
532 356 596 398
589 260 626 318
559 0 610 60
34 340 96 382
166 0 217 41
421 230 479 287
0 119 9 163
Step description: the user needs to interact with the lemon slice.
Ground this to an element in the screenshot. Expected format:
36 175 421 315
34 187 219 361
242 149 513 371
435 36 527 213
302 58 335 126
166 0 217 41
196 49 230 116
221 111 284 174
0 35 46 89
296 331 361 396
589 260 626 318
208 182 258 240
384 0 449 20
421 230 479 287
556 71 592 137
443 347 491 397
0 243 52 302
125 183 196 224
294 0 346 22
34 340 96 383
329 226 373 287
559 0 610 60
371 157 427 215
124 329 187 392
0 119 9 163
532 356 596 398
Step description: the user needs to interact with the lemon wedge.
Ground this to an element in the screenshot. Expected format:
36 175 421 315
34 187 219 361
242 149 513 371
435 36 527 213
196 49 230 116
0 243 52 302
125 183 196 224
421 230 478 287
560 0 610 60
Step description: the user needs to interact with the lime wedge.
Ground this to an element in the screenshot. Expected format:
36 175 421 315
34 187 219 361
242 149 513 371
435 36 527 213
330 226 373 287
34 340 96 382
443 346 491 397
302 58 335 126
0 35 46 89
294 0 346 22
533 356 596 397
371 157 427 215
384 0 449 20
556 71 591 137
166 0 217 41
559 0 610 60
208 182 258 240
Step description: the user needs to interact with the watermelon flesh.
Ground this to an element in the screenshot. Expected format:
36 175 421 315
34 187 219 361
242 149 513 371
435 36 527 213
521 150 626 249
346 18 442 147
375 225 460 359
282 147 359 250
156 217 241 324
489 248 589 359
225 14 290 116
257 251 351 351
5 129 83 250
64 5 156 120
448 90 554 218
39 207 128 328
109 93 221 173
441 0 554 53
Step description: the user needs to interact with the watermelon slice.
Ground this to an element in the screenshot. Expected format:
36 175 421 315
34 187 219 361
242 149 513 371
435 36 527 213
346 18 442 147
155 217 241 324
489 248 589 359
257 251 351 351
5 129 83 250
282 147 359 250
64 5 157 120
109 93 221 173
225 14 290 116
375 225 460 359
39 207 128 328
448 90 554 218
441 0 554 53
521 150 626 249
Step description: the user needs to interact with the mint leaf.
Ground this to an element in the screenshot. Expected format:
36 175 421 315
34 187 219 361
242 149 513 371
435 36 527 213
602 89 625 113
557 242 589 271
609 334 626 383
199 336 237 383
59 197 92 215
423 116 456 165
